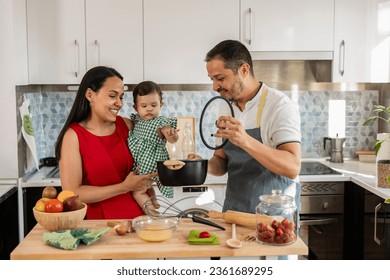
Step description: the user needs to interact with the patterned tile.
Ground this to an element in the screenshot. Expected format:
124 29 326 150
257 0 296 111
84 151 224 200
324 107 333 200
24 89 379 161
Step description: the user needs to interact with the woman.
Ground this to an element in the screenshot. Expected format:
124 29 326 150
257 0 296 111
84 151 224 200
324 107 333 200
55 66 156 219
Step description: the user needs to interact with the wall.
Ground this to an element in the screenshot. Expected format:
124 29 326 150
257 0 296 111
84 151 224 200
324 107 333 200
20 88 378 168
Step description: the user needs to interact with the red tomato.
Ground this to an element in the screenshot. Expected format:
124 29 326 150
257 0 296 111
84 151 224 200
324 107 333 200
199 231 211 238
45 199 63 213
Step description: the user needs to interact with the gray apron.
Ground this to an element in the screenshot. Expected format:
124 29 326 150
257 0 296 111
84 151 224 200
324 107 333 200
222 86 300 214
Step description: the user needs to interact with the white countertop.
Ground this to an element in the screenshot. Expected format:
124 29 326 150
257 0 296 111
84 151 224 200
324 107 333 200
319 159 390 199
20 166 60 187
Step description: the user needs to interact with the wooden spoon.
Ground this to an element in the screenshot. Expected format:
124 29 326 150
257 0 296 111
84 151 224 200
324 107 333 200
163 159 186 170
226 223 242 249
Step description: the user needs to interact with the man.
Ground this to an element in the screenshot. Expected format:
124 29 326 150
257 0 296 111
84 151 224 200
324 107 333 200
204 40 301 213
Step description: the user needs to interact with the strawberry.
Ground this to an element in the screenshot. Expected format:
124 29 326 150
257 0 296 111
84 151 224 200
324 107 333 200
276 228 284 236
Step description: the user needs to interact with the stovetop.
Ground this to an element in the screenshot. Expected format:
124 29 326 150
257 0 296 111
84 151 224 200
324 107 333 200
299 162 341 176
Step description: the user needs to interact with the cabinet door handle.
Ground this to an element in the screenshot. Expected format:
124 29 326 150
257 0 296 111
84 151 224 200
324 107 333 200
74 40 79 78
248 8 252 45
339 40 345 76
374 202 387 245
94 40 100 66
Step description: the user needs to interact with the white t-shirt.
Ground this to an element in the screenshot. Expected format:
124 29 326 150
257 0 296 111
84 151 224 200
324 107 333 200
232 84 301 148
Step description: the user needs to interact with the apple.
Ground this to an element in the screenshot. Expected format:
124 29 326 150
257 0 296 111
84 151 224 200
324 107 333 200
62 195 84 212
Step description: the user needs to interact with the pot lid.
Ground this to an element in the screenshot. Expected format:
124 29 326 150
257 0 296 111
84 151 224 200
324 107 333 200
259 189 294 207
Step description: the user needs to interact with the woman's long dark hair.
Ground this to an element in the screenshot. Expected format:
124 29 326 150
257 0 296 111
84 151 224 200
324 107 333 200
55 66 123 160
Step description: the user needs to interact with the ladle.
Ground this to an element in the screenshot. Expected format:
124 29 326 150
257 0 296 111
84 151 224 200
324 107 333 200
226 223 242 249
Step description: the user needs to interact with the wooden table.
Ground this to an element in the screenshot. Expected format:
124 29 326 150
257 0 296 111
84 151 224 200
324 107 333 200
11 218 308 260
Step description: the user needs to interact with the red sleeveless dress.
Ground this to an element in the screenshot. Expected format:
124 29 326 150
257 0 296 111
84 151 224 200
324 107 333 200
69 116 144 219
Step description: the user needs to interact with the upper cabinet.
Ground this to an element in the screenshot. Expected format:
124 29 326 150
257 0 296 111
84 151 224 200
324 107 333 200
27 0 143 84
85 0 143 84
143 0 239 84
333 0 390 82
240 0 334 58
27 0 86 84
22 0 390 84
13 0 29 85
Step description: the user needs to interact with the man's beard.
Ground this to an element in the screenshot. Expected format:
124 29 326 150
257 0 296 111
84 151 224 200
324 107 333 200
227 76 244 102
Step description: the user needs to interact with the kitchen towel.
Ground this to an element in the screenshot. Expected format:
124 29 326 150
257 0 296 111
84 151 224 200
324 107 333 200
19 99 39 171
42 227 110 250
187 230 220 245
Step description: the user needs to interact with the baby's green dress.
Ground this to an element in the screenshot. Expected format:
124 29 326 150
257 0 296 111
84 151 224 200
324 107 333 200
128 114 177 198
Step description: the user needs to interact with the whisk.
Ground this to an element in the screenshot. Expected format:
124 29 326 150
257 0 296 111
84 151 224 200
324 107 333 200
143 195 225 230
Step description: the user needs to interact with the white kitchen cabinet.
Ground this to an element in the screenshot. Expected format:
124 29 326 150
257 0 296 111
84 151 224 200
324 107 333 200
240 0 334 59
85 0 143 84
13 0 28 85
27 0 143 84
27 0 86 84
144 0 239 84
0 0 19 180
333 0 390 82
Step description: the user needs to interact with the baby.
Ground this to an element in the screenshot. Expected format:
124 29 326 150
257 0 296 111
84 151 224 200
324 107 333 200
128 81 179 210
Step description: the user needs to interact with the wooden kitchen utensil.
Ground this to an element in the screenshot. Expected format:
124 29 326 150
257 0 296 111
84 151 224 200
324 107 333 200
208 210 258 229
226 223 242 249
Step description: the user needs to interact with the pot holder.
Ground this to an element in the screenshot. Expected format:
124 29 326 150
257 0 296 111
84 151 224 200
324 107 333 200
42 227 109 250
187 230 220 245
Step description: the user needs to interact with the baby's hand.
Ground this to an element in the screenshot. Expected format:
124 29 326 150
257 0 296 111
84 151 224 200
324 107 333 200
164 126 179 137
159 126 180 143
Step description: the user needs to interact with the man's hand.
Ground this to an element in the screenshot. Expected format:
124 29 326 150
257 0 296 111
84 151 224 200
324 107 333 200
214 116 249 148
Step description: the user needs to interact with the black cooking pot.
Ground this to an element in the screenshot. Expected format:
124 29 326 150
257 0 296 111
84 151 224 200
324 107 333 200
157 159 208 186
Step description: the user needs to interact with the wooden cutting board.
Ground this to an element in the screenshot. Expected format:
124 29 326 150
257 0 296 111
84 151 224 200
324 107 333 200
356 150 375 155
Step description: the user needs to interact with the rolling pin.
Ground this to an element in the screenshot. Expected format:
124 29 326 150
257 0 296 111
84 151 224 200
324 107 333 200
208 210 258 229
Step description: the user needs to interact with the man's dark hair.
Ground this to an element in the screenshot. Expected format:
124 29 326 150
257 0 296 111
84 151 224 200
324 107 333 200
205 40 254 76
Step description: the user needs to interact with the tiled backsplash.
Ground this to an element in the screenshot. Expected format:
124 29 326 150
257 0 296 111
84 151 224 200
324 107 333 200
23 89 378 161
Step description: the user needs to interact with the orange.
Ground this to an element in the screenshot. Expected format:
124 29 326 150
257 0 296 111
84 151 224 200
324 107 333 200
57 190 75 202
35 197 50 212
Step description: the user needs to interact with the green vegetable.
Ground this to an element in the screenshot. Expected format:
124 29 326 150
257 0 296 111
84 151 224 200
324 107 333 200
23 115 34 136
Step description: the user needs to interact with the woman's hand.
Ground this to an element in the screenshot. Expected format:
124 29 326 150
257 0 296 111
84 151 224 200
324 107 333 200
122 170 157 193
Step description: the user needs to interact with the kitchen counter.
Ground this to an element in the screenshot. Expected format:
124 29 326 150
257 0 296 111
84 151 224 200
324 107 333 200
11 218 308 260
20 166 60 187
310 159 390 200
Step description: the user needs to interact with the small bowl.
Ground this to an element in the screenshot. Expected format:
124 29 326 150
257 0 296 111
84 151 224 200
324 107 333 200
132 215 179 242
33 203 87 231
